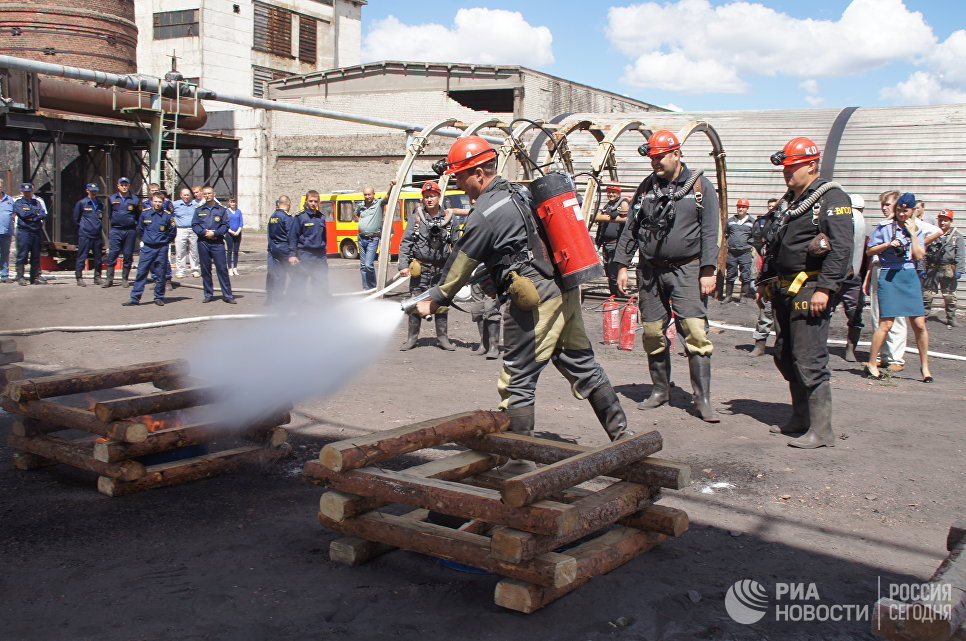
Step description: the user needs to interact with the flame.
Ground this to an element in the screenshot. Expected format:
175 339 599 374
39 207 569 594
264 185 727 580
132 410 186 433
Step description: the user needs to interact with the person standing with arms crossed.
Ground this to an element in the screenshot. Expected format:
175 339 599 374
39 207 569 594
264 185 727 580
192 185 235 304
13 182 47 286
72 182 105 286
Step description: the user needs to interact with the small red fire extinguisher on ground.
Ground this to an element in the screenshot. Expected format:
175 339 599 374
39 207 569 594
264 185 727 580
618 296 638 351
602 295 619 345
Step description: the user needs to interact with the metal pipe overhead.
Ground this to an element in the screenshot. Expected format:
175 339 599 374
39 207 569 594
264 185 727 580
0 55 503 143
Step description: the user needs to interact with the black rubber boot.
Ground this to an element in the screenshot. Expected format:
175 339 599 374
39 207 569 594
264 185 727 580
735 283 745 304
122 266 131 287
637 348 671 410
102 266 115 288
788 381 835 448
16 265 27 286
749 338 767 357
484 319 501 359
471 320 487 355
722 281 734 303
399 314 421 351
93 271 102 285
843 327 861 362
588 383 633 441
435 314 455 351
770 382 809 435
946 299 959 327
75 270 86 287
502 406 536 474
688 354 720 423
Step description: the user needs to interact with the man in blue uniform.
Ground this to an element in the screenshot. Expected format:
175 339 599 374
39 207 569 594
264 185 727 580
0 178 15 283
122 193 176 306
192 185 235 304
73 182 105 287
13 182 47 286
289 189 328 298
103 177 140 288
143 183 175 287
266 195 296 305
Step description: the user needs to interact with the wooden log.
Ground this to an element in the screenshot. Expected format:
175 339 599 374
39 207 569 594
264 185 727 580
97 443 292 497
0 351 24 366
500 432 663 508
93 386 224 422
0 338 17 353
311 464 577 536
12 417 66 437
0 364 24 386
318 410 509 472
489 481 660 563
5 399 148 443
620 504 690 537
92 411 291 462
308 450 504 521
494 527 667 613
465 469 595 504
329 509 431 567
318 510 577 588
8 433 146 480
459 432 691 490
6 360 188 402
13 452 57 470
151 374 204 391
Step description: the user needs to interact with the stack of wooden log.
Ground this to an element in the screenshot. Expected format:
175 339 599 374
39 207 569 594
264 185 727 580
2 353 292 496
304 409 691 613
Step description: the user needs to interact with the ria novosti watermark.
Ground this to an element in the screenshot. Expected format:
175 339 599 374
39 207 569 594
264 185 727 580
724 578 953 625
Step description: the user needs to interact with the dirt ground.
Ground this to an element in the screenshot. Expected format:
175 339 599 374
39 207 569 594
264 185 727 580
1 238 963 641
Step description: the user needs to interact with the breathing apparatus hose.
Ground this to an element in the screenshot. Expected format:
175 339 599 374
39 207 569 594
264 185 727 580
779 181 844 218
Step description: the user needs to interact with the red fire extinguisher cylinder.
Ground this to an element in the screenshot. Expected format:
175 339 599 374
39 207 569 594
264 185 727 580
602 295 619 344
618 297 638 351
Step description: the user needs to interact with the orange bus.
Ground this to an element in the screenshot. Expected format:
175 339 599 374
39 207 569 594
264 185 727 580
300 189 469 259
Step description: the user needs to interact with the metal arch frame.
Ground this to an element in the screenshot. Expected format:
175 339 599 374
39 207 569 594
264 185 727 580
674 120 730 288
439 117 512 194
496 119 550 181
580 119 647 225
538 119 603 178
375 118 461 290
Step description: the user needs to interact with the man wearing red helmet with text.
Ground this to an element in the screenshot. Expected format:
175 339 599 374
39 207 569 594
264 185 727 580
614 130 721 423
595 184 630 297
757 137 853 449
416 136 631 448
398 181 457 351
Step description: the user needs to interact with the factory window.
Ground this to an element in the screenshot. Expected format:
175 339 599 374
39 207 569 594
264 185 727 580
153 9 199 40
253 1 293 59
298 15 318 64
252 65 294 98
447 89 514 113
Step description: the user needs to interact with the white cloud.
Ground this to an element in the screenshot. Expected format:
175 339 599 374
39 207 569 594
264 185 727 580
804 95 826 106
881 29 966 104
800 79 820 95
609 0 935 94
660 102 684 112
361 9 554 67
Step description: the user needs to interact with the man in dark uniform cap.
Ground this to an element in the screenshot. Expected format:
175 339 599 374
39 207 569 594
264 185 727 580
614 130 721 422
73 182 105 286
415 136 631 458
13 182 47 286
192 185 235 304
288 190 329 299
757 136 853 449
398 180 457 351
103 177 140 288
122 193 176 306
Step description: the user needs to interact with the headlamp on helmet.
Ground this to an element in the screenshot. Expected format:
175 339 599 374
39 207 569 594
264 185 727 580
772 136 821 166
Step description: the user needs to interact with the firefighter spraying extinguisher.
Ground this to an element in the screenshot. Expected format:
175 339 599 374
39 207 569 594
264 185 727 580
602 295 619 344
618 296 638 351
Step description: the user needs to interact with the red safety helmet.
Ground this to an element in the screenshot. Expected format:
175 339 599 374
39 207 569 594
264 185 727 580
638 130 681 157
737 198 750 207
938 209 954 220
437 136 498 175
421 180 441 195
771 137 821 166
606 184 622 194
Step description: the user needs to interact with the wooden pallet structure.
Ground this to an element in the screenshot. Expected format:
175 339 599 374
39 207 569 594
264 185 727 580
304 409 692 613
2 352 292 496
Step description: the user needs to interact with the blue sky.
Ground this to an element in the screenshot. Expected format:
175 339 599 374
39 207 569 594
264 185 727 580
360 1 966 111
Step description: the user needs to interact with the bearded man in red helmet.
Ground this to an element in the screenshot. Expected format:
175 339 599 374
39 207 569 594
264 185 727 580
415 136 632 455
613 130 722 423
757 137 853 449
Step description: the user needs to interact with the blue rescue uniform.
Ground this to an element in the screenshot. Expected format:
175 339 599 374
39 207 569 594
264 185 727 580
106 193 140 270
74 196 105 274
14 197 47 282
192 202 234 302
144 198 175 281
266 208 295 304
289 207 328 296
129 208 176 303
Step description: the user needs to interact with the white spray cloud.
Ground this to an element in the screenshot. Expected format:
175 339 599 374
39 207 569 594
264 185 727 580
609 0 935 94
362 8 554 67
186 299 401 427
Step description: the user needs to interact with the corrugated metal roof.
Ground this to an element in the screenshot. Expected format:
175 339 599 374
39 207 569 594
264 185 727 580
564 104 966 216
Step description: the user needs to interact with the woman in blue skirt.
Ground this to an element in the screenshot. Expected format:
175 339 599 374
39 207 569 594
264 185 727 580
863 193 932 382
